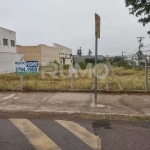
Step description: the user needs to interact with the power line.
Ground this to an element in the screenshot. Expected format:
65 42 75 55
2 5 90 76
123 47 139 55
141 44 150 51
142 50 150 52
123 49 130 53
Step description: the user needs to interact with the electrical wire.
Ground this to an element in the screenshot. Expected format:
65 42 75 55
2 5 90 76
123 47 139 55
123 49 130 53
141 44 150 51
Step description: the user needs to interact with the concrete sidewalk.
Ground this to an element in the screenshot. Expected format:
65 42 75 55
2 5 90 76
0 92 150 117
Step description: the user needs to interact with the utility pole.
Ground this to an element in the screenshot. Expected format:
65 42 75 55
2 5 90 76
122 49 129 59
137 37 144 66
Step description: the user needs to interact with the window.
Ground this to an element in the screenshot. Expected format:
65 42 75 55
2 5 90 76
3 38 8 46
11 40 15 47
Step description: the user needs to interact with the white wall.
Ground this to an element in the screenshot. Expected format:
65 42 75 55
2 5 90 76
65 59 72 65
53 43 72 64
41 45 60 65
0 53 24 74
0 27 16 53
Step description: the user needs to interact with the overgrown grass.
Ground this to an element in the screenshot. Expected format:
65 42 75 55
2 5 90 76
0 66 149 91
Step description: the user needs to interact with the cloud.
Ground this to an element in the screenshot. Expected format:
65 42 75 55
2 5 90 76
0 0 149 56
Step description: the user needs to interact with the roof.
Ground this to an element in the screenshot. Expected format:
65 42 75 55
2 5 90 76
0 27 16 33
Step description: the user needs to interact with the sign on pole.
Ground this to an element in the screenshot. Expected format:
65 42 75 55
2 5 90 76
95 13 100 39
15 61 39 74
95 13 100 106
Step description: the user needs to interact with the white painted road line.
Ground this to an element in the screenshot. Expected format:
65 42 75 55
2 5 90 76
56 120 101 150
2 94 16 100
10 119 62 150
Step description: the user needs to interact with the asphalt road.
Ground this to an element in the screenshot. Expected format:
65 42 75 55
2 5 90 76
0 119 150 150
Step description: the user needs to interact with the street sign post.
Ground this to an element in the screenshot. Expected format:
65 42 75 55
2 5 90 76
15 61 39 91
95 13 100 106
95 13 100 39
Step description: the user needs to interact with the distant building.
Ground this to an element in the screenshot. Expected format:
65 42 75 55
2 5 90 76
73 55 104 63
124 55 137 65
53 43 72 64
0 27 23 74
124 53 150 66
17 44 59 66
0 27 16 53
17 43 72 66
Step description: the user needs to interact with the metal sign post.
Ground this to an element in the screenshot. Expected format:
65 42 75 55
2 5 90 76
20 75 23 91
95 13 100 106
15 61 39 91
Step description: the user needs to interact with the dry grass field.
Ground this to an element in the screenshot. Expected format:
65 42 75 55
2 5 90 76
0 66 149 91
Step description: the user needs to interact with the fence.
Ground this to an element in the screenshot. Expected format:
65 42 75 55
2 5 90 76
0 59 150 92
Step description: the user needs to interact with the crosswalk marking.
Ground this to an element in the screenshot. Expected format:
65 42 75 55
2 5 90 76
2 94 16 100
10 119 62 150
56 120 101 150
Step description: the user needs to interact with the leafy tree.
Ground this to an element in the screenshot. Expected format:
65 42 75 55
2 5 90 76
77 47 82 56
85 58 107 63
125 0 150 33
85 58 95 63
113 56 123 62
88 49 92 56
77 49 80 56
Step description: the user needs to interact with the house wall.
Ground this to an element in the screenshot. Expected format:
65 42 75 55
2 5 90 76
0 27 16 53
17 45 41 65
17 45 61 66
41 45 60 65
53 43 72 64
0 53 24 74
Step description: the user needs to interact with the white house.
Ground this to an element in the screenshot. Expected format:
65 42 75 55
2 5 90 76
124 52 150 66
0 27 23 74
0 27 16 53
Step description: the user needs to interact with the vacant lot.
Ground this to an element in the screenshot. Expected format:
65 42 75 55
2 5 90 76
0 66 149 91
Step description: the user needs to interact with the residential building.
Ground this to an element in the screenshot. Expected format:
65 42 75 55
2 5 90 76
124 53 149 66
0 27 16 53
17 43 72 66
53 43 72 64
17 44 59 66
0 27 24 74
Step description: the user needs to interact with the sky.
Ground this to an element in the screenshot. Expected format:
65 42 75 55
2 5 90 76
0 0 150 56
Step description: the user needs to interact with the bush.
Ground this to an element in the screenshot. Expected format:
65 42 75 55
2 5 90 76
77 62 91 70
63 64 69 70
85 58 107 64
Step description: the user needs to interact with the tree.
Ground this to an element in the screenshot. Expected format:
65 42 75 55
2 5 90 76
77 49 80 56
77 47 82 56
88 49 92 56
125 0 150 33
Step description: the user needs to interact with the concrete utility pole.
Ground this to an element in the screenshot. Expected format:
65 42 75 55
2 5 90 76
122 49 129 59
137 37 145 66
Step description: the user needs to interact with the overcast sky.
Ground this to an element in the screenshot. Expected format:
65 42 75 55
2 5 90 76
0 0 150 56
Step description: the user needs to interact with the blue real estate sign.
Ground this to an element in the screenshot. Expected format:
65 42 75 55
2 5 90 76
15 61 38 74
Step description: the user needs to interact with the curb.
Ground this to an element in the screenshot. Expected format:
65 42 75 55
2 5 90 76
0 110 150 120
